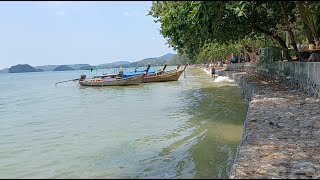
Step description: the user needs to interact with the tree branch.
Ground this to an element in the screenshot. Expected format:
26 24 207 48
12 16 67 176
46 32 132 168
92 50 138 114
252 25 291 60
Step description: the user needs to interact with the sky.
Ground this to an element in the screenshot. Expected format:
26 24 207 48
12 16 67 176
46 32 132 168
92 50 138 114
0 1 176 69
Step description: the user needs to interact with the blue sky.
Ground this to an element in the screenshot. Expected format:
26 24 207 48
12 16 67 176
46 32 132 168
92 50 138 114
0 1 175 69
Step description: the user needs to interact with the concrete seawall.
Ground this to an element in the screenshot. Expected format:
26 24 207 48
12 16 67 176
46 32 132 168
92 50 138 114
226 72 320 179
225 62 320 97
222 62 320 179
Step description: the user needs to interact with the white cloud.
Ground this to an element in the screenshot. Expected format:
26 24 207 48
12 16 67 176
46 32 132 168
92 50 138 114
55 11 65 16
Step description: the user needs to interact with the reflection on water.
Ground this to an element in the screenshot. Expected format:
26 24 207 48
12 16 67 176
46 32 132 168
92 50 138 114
0 67 246 178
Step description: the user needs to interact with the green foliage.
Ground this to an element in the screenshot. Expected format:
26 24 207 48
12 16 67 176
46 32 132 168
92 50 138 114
196 42 241 64
149 1 318 61
167 53 188 66
294 15 309 44
296 1 320 42
240 35 278 52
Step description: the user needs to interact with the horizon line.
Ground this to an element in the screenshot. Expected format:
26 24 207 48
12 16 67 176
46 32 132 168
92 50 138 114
1 52 177 70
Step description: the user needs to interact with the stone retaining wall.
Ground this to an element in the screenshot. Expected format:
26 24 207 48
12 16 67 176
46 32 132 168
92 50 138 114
225 62 320 97
223 65 320 179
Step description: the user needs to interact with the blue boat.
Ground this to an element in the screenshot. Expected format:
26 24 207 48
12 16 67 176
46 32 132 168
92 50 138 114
94 64 153 78
123 68 156 77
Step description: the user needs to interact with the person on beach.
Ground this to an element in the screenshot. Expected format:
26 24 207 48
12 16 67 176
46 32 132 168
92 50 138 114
233 55 239 63
211 65 216 78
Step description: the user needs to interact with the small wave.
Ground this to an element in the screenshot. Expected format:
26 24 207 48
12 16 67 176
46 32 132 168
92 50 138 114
201 68 210 75
213 76 234 83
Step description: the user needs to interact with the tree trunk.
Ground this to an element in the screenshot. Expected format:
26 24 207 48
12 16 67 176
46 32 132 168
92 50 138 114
303 23 314 43
253 26 291 60
279 1 299 58
296 1 318 41
287 29 299 58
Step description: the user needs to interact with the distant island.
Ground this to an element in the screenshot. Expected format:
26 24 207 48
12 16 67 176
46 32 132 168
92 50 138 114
97 61 131 69
53 65 74 71
34 64 91 71
79 65 95 70
1 53 185 73
8 64 43 73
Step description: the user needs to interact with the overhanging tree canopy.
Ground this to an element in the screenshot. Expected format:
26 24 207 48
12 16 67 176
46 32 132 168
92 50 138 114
149 1 318 62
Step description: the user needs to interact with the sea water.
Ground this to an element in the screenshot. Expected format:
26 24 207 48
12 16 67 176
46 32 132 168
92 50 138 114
0 66 247 178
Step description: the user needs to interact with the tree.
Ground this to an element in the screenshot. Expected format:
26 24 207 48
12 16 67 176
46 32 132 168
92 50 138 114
167 53 189 66
296 1 320 43
149 1 314 62
196 42 242 64
226 1 299 59
149 1 210 63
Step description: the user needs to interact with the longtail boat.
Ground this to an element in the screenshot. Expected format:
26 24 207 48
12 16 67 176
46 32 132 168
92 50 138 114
93 64 152 79
78 74 143 86
143 64 188 83
78 65 151 86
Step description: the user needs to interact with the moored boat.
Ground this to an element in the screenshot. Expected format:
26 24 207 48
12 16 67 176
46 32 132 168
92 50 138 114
143 64 188 83
79 74 143 86
94 64 152 79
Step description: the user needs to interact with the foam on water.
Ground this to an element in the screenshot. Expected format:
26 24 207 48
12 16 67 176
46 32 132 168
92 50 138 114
213 76 235 83
201 68 210 75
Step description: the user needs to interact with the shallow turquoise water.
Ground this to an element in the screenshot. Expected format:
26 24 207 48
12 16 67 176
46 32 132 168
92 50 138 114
0 67 246 178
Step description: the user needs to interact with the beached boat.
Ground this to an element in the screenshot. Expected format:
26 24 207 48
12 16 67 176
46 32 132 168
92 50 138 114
78 74 143 86
143 64 188 83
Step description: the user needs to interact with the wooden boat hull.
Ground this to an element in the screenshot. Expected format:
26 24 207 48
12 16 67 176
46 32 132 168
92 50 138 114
143 69 184 83
79 74 143 86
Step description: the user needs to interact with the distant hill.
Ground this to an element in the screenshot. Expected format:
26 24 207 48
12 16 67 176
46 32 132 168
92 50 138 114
1 53 178 73
35 65 59 71
36 64 90 71
159 53 176 61
167 53 188 66
68 64 91 70
0 68 8 73
8 64 43 73
53 65 74 71
126 53 177 67
128 57 166 67
97 61 131 69
95 53 177 69
79 65 95 70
